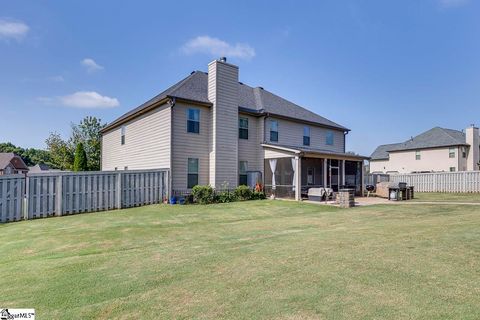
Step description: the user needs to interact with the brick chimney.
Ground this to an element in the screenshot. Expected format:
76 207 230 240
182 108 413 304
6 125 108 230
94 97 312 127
207 58 239 187
466 125 479 171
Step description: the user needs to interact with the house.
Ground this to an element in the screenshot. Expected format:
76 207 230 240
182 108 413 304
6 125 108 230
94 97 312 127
370 126 480 174
0 153 29 175
101 58 368 200
28 163 63 173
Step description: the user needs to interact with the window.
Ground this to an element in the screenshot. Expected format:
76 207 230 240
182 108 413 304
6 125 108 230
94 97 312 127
121 126 126 145
124 166 128 170
462 146 467 158
303 126 310 146
187 158 199 188
326 131 334 146
187 109 200 133
114 167 118 171
239 161 248 186
450 167 456 172
239 117 249 139
415 150 421 160
449 147 455 158
270 120 278 142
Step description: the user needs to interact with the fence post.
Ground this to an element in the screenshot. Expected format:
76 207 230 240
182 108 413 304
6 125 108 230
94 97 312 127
116 172 122 209
56 175 63 216
23 175 29 220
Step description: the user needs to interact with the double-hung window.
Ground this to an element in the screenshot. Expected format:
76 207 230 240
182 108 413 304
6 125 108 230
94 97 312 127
187 109 200 134
239 161 248 186
303 126 310 146
326 131 334 146
187 158 199 188
415 150 421 160
449 147 455 158
121 126 126 145
462 147 467 158
270 120 278 142
239 117 249 139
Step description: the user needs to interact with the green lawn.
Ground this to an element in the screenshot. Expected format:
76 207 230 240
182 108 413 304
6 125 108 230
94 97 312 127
413 192 480 202
1 201 480 319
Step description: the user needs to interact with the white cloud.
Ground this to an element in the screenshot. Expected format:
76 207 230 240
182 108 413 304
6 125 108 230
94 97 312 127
0 18 29 41
39 91 119 108
81 58 104 73
438 0 469 8
181 36 255 60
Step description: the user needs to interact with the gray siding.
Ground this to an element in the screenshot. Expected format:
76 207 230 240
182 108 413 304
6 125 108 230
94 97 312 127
238 114 263 173
102 104 171 171
266 117 345 153
208 60 239 188
171 103 211 190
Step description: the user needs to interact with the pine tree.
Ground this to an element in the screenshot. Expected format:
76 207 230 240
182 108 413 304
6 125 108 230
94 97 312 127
73 142 88 171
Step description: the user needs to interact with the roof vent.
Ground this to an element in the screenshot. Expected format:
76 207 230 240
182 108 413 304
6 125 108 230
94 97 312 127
259 86 264 90
219 57 227 63
190 71 195 75
471 123 476 127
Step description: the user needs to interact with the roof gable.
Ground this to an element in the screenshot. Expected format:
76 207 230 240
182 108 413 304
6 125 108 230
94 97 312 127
370 127 467 160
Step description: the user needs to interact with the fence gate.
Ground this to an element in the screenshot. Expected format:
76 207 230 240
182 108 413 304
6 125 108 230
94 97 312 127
0 175 25 223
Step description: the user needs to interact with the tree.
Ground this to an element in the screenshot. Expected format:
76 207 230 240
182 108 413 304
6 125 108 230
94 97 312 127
45 133 74 170
73 142 88 171
70 116 106 171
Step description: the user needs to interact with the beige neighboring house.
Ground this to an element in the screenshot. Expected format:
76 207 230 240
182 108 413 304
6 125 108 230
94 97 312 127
0 153 29 175
101 58 368 200
370 126 480 174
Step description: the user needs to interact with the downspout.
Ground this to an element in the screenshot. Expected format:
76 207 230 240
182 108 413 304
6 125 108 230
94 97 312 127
167 97 176 200
343 131 348 153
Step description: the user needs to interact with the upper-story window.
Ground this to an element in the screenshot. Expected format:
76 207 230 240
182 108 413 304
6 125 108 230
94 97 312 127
270 120 278 142
303 126 310 146
239 117 249 139
326 131 334 146
449 147 456 158
462 146 467 158
415 150 421 160
187 109 200 134
121 126 126 145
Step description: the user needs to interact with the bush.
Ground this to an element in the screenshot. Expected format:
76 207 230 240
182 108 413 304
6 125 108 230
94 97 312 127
251 191 266 200
192 185 215 204
234 185 253 201
216 190 237 203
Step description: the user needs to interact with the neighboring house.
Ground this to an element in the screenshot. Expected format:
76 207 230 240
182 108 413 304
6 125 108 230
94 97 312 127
101 58 367 199
0 153 29 175
28 163 63 173
370 126 480 174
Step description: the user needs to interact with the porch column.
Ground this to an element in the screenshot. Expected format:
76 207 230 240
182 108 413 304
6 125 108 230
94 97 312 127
341 160 345 186
295 155 301 201
323 158 328 187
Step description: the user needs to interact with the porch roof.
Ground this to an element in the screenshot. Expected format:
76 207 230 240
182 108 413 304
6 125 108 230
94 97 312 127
262 143 370 161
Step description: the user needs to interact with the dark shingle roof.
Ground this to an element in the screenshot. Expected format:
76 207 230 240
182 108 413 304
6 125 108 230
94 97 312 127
370 127 468 160
104 70 348 132
0 153 28 170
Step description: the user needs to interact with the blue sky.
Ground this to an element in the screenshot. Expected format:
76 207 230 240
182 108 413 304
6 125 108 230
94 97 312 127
1 0 479 156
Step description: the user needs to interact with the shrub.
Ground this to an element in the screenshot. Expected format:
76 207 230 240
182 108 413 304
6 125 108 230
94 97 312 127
191 185 214 204
216 190 237 203
234 185 253 201
251 191 266 200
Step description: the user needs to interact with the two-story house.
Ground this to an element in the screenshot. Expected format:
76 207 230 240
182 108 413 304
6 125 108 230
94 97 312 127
101 58 367 200
370 126 480 174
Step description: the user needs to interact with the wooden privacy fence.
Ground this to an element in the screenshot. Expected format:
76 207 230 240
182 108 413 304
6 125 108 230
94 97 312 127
0 169 169 223
390 171 480 193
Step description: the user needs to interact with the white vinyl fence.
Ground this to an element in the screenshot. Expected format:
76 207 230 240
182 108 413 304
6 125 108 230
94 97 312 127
390 171 480 193
0 169 169 223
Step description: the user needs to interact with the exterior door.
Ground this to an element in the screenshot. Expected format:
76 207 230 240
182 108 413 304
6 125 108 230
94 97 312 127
329 166 340 191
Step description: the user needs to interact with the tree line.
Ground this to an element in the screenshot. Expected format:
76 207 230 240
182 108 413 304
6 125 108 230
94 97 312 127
0 116 106 172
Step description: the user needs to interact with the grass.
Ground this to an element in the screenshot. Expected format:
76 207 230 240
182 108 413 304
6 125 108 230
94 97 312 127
1 200 480 319
412 192 480 202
